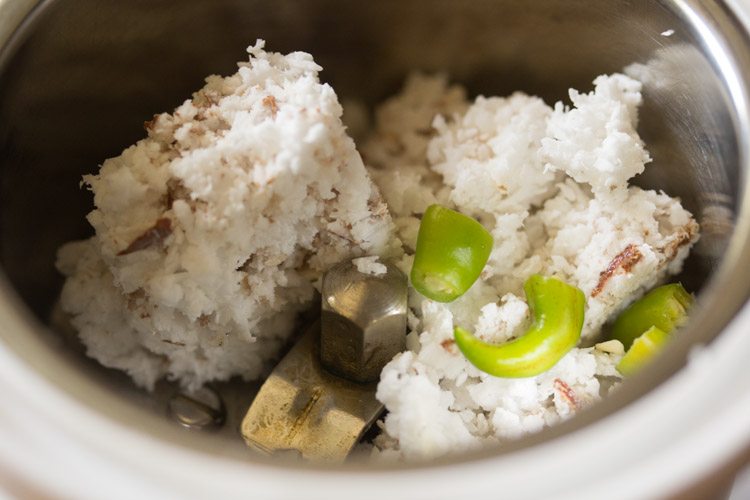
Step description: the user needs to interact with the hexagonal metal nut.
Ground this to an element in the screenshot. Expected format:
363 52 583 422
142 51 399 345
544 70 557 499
320 258 408 383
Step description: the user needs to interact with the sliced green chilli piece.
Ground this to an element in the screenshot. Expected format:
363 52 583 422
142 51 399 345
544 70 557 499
454 275 585 378
616 325 670 376
611 283 692 349
410 204 493 302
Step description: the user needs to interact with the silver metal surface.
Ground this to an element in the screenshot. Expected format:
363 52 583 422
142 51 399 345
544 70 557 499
0 0 749 484
167 386 226 431
0 0 38 49
321 260 407 383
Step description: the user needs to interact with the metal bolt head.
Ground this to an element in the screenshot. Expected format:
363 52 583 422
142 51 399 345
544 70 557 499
320 258 408 383
167 386 226 430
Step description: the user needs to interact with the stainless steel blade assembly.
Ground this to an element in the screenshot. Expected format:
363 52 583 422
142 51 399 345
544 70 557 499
241 258 408 461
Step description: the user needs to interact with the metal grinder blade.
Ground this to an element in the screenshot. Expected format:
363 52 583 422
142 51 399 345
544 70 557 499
241 258 407 461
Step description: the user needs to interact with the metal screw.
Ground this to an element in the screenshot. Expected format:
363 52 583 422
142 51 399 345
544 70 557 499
167 386 226 430
320 258 408 383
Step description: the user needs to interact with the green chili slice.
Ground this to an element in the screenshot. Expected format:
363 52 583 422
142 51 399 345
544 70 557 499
410 204 493 302
453 275 585 378
611 283 692 349
616 325 669 376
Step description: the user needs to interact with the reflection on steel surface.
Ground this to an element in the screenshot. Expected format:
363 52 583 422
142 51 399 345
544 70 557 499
321 259 407 383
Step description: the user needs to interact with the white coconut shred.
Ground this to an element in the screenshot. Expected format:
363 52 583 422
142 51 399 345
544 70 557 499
365 73 697 460
56 41 398 391
56 42 699 460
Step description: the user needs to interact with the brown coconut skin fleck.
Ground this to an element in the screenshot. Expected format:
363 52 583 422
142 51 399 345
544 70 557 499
554 378 580 410
117 218 173 256
440 339 456 352
661 220 699 259
591 244 643 297
262 95 279 115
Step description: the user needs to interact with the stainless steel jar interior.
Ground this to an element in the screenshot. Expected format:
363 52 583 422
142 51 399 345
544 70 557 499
0 0 749 468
